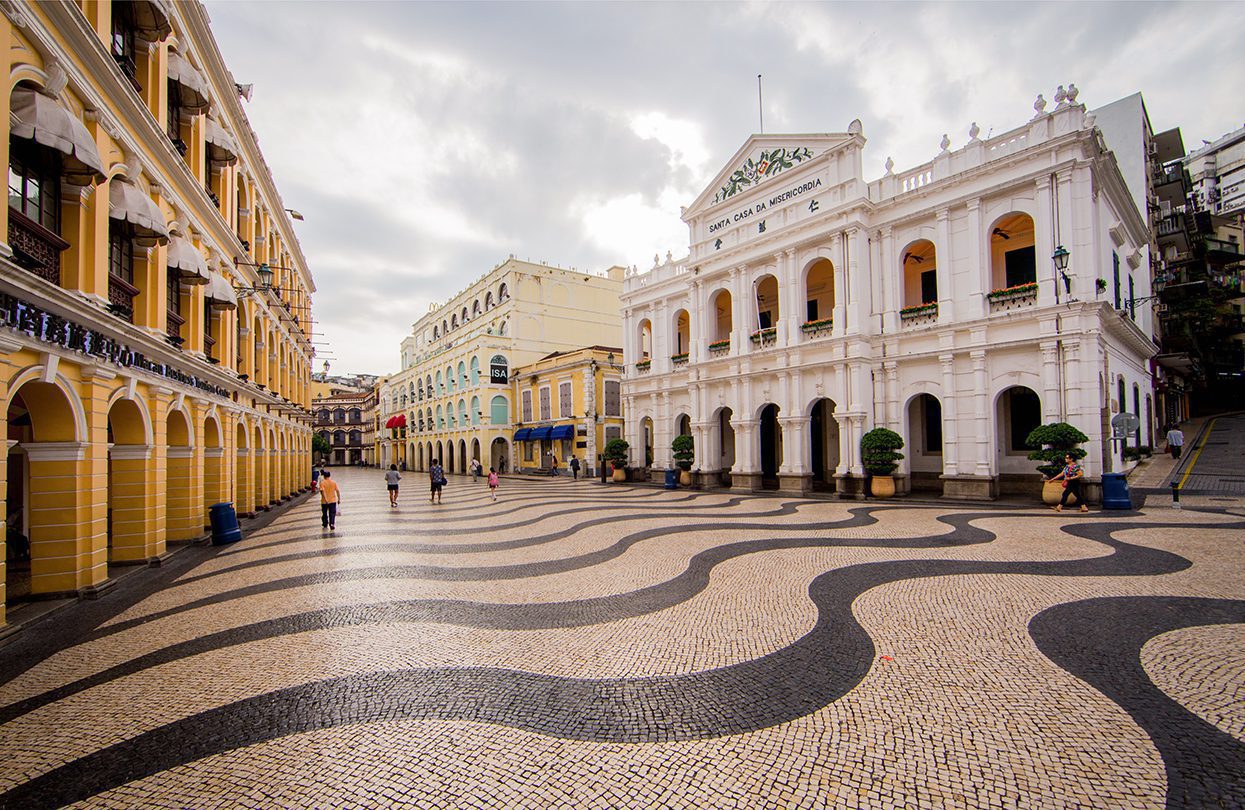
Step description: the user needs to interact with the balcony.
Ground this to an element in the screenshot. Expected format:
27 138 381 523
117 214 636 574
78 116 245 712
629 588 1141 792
107 274 139 322
1204 237 1242 264
1153 164 1188 204
899 302 938 327
635 360 651 374
8 209 69 286
166 310 184 343
670 353 689 367
708 339 730 357
800 318 833 338
987 282 1038 313
749 327 777 348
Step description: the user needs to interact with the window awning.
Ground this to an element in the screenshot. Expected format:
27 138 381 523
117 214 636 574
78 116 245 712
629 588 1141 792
393 414 407 428
167 235 210 285
384 416 398 429
109 179 170 245
131 0 173 40
204 117 238 165
513 428 532 442
205 271 238 310
529 427 553 441
167 51 211 112
10 88 106 186
550 425 575 440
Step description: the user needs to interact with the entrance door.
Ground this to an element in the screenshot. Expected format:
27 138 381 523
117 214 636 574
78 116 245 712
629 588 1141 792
760 404 780 486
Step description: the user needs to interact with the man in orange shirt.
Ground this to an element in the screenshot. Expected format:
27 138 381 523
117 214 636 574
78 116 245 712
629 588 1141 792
319 470 342 530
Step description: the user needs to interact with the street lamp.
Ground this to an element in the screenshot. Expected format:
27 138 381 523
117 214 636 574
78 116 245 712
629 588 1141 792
284 208 305 221
232 259 275 297
1052 245 1072 296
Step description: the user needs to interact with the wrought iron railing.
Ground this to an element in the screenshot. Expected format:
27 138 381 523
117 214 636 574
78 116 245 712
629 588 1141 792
8 208 68 285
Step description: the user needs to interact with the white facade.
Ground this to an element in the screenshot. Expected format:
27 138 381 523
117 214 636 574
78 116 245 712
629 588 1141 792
621 97 1154 499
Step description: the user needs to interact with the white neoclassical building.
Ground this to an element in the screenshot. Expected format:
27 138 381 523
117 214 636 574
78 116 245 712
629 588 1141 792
621 94 1155 500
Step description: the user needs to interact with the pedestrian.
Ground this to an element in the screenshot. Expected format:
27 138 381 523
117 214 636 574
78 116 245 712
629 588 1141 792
385 463 402 507
319 470 342 529
550 452 559 477
488 466 499 501
569 456 580 480
1047 453 1088 513
471 458 482 482
430 457 445 504
310 464 321 493
1166 424 1185 459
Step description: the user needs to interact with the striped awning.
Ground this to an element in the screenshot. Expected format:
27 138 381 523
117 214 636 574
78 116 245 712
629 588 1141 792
9 89 106 186
167 235 210 285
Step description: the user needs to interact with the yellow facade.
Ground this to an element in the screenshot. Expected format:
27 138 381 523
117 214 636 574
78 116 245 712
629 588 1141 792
511 346 625 476
1 2 314 624
378 258 624 475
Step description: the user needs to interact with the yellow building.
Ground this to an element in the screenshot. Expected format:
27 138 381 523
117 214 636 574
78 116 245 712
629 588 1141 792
378 258 624 474
511 346 625 476
1 1 315 624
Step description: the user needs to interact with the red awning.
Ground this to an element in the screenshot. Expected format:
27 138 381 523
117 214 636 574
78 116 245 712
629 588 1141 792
384 415 398 429
393 414 407 428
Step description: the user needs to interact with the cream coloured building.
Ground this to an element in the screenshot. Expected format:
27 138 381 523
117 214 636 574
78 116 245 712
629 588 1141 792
621 94 1154 500
378 258 624 474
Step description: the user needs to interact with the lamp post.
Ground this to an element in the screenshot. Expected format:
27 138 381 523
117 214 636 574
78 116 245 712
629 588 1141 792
1052 245 1071 297
284 208 305 221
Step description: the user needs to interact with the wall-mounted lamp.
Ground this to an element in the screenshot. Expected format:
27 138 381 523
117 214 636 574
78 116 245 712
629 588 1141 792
1052 245 1072 295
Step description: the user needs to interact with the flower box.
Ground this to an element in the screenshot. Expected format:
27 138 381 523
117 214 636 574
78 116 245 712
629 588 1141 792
671 353 689 365
987 282 1038 301
708 339 731 353
899 302 938 318
801 318 833 334
749 327 778 345
636 360 651 372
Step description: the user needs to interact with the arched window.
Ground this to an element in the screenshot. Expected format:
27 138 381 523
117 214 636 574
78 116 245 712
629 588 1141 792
638 319 652 361
400 393 407 407
417 380 424 400
349 430 361 445
408 382 415 401
498 282 510 302
901 240 938 308
435 370 443 395
457 360 467 389
489 354 509 385
318 409 329 422
485 292 495 310
461 306 469 324
333 430 345 445
451 313 459 329
349 408 361 423
470 356 481 385
498 320 508 336
446 366 455 392
804 259 835 326
989 213 1036 292
436 404 444 429
672 310 690 356
754 274 779 330
426 375 433 397
710 289 733 343
458 399 468 427
433 325 440 339
470 395 480 425
489 395 509 425
334 408 345 423
472 300 481 318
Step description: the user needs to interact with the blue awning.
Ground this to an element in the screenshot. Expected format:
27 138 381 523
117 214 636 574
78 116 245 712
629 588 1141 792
513 428 532 442
550 425 575 440
529 426 553 441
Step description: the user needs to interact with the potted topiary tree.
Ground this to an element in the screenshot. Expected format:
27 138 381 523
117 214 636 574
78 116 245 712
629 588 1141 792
604 438 630 482
672 434 694 486
1025 422 1089 505
861 427 904 498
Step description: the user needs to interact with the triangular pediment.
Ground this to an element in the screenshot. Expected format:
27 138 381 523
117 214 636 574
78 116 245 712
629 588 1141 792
685 133 856 219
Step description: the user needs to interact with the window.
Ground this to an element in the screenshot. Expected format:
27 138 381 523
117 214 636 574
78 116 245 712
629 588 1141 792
539 387 551 420
1004 246 1036 288
166 80 186 154
605 425 622 442
807 299 818 321
521 390 533 422
920 269 938 304
1128 275 1135 319
8 139 61 233
490 395 508 425
110 1 140 90
1113 252 1121 310
470 357 481 386
1118 378 1126 413
107 220 138 321
604 380 622 417
559 381 573 417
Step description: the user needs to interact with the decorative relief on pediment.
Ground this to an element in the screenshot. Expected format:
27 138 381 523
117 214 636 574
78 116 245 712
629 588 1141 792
712 146 815 205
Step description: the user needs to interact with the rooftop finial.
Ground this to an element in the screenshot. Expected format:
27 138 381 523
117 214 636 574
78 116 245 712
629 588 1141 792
884 156 894 175
1066 83 1079 104
939 133 950 153
1033 93 1047 118
1054 85 1067 107
968 122 980 141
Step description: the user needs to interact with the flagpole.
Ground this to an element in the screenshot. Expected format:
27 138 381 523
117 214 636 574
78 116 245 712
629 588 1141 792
757 74 763 133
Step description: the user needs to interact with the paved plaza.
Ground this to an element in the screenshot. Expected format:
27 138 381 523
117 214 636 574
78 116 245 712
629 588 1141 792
0 468 1242 809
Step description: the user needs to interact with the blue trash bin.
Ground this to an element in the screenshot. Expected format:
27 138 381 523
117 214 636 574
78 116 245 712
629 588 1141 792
208 502 244 545
1101 472 1132 510
664 469 678 490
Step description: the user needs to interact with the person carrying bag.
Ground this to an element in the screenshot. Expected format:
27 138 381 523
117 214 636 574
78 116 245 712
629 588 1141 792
430 458 446 504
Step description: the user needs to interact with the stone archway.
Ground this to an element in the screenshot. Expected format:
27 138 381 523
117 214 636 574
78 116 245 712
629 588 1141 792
759 403 782 488
236 422 253 517
165 408 197 542
107 396 155 563
809 398 839 491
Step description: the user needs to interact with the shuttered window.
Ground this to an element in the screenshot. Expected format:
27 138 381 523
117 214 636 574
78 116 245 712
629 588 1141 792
521 390 532 422
539 387 551 420
604 380 621 417
558 381 573 418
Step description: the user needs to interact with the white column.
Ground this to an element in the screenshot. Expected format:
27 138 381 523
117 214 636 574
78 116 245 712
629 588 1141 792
935 207 953 323
779 416 810 474
741 270 758 353
940 353 959 476
783 248 799 345
880 227 898 333
730 266 747 355
1040 340 1060 423
834 414 853 476
966 198 987 317
691 280 705 364
845 227 864 336
655 391 672 468
831 233 846 337
971 350 991 477
655 300 670 373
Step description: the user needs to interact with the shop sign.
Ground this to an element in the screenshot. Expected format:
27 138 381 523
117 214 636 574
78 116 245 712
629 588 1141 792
490 364 508 384
1 292 232 398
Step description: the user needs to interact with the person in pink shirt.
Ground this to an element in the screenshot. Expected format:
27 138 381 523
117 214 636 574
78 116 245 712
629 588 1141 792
487 467 499 502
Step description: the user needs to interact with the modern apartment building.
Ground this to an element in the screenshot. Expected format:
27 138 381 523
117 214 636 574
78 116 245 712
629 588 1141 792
1 1 315 622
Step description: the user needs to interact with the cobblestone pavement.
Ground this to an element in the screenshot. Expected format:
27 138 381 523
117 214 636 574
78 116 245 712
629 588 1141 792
0 468 1242 809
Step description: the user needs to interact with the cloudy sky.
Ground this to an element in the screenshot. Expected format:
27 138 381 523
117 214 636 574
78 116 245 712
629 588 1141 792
206 1 1244 376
